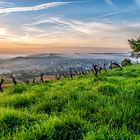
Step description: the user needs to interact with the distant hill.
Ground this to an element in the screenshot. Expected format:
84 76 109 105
0 64 140 139
10 53 130 60
12 53 66 60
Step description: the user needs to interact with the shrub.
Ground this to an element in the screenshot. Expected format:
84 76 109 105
121 59 132 67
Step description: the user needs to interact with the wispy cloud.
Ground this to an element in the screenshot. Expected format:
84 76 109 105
23 16 140 39
1 15 140 51
81 7 140 21
0 0 139 52
25 17 92 35
0 1 15 8
105 0 119 10
0 2 70 15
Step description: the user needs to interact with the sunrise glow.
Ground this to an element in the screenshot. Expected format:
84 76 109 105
0 0 140 55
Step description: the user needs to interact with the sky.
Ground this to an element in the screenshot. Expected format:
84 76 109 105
0 0 140 55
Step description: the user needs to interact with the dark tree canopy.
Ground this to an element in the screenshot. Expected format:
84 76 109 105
128 37 140 58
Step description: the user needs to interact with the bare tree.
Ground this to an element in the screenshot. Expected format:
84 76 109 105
103 63 107 73
11 74 17 85
110 62 122 70
0 79 4 92
69 68 75 78
92 64 98 77
40 73 44 83
98 66 103 75
32 78 36 84
62 72 69 78
81 69 86 75
55 73 62 80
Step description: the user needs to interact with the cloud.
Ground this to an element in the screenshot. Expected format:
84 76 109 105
82 7 139 21
105 0 119 10
23 16 140 39
0 1 15 8
24 17 93 35
1 14 140 50
0 2 70 14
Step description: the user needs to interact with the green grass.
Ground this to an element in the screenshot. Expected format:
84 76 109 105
0 64 140 140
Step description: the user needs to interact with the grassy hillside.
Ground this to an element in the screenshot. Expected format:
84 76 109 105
0 75 56 90
0 64 140 140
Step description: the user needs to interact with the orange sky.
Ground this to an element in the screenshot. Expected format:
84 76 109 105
0 0 139 55
0 39 130 55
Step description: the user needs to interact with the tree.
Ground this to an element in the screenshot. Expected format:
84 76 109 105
128 37 140 58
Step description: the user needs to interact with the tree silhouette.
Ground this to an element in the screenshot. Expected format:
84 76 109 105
11 74 17 85
81 69 86 75
62 73 69 78
32 78 36 84
92 64 98 77
69 68 75 78
103 63 107 73
55 73 62 80
98 66 103 75
0 79 4 92
40 73 44 83
128 37 140 58
110 62 122 70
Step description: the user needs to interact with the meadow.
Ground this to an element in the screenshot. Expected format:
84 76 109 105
0 64 140 140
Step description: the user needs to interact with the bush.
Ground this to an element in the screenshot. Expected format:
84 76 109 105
121 59 132 67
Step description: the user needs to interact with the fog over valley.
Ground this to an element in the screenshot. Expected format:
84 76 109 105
0 53 137 82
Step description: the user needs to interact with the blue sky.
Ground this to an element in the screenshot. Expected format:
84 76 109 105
0 0 140 54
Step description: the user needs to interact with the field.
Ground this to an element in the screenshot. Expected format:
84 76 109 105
0 64 140 140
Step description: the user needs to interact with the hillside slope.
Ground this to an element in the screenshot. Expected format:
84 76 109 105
0 64 140 140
